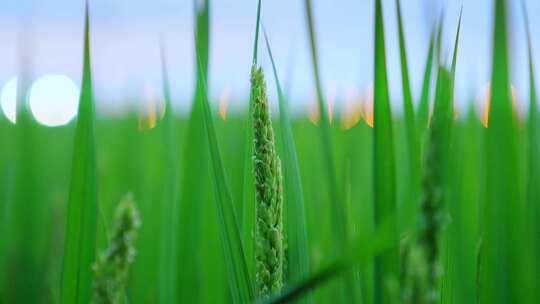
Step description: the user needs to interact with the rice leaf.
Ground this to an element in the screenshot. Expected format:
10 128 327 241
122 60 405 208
395 0 421 233
417 28 436 139
157 45 179 304
303 1 356 301
303 0 346 244
175 2 210 302
450 8 463 89
195 16 254 304
373 0 399 302
61 5 98 303
481 0 534 302
263 31 312 302
522 0 540 298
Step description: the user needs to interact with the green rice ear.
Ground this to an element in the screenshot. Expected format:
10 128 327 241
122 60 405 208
93 194 141 304
251 65 284 297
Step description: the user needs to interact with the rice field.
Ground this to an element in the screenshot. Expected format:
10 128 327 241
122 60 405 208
1 0 539 303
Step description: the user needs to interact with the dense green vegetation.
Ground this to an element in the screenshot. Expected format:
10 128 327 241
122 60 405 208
1 0 539 303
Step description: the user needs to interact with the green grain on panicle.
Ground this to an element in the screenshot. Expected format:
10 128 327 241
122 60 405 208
92 194 140 304
61 6 98 303
252 65 284 297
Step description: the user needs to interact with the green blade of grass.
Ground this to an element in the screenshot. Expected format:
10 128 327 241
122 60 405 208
60 6 98 303
395 0 421 233
425 64 453 303
304 0 358 301
450 8 463 89
373 0 399 303
303 0 346 242
436 12 445 65
481 0 535 302
195 18 254 304
439 13 463 303
199 66 254 304
522 0 540 298
263 31 311 301
8 56 44 302
241 0 263 283
157 45 179 304
417 28 436 139
176 2 210 302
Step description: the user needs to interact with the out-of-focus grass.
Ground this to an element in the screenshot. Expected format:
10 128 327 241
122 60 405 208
1 0 539 303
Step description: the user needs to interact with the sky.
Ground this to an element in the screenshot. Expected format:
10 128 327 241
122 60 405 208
1 0 540 115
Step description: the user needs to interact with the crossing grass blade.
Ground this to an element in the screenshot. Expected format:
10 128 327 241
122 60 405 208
395 0 421 233
481 0 535 302
263 31 312 302
60 6 98 304
241 0 263 282
157 45 179 304
259 217 398 304
373 0 399 303
522 0 540 297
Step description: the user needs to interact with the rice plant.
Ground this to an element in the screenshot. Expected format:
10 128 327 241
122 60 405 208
1 0 539 303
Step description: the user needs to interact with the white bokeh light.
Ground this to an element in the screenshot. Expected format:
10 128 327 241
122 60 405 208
29 74 79 127
0 77 18 124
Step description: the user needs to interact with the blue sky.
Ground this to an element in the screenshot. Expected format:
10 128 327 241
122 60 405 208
1 0 540 114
